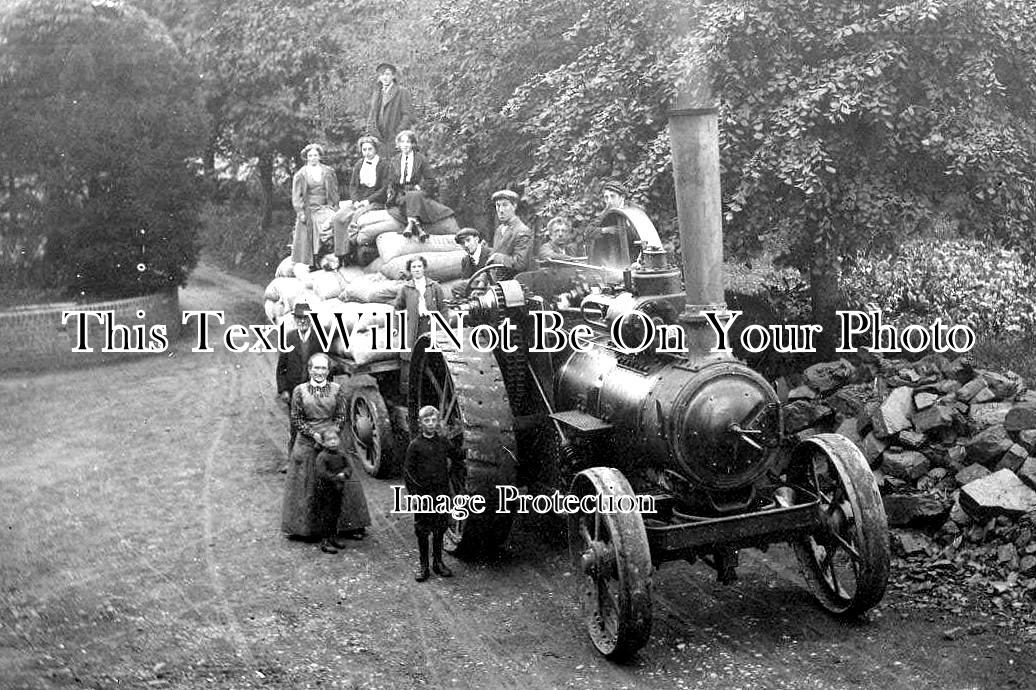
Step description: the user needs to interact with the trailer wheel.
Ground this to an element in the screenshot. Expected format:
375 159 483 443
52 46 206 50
790 433 889 616
568 467 652 659
349 386 395 477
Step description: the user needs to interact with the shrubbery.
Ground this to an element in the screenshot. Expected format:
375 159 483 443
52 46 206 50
0 0 207 299
841 239 1036 337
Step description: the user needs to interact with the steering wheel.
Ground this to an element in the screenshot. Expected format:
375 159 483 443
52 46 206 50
465 263 508 295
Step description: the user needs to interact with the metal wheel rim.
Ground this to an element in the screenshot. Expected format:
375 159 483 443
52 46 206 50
790 434 889 616
567 468 652 659
350 393 383 475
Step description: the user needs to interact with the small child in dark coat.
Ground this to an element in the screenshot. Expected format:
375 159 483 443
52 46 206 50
315 436 350 554
403 405 463 581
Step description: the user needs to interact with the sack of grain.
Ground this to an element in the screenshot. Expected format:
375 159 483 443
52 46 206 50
313 301 394 334
311 270 347 300
355 215 403 247
292 262 312 283
286 290 322 311
275 256 295 278
264 298 285 324
344 274 404 304
338 265 366 283
363 256 385 274
424 216 461 236
265 276 304 303
344 330 401 366
354 208 394 228
376 232 459 262
380 250 466 281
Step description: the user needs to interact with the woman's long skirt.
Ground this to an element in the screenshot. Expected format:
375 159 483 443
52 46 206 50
281 436 322 538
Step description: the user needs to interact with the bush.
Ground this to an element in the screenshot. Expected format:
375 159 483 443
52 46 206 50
0 0 207 299
198 201 294 284
841 239 1036 337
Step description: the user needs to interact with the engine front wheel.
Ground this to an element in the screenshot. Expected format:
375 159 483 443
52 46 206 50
790 433 890 616
568 467 653 659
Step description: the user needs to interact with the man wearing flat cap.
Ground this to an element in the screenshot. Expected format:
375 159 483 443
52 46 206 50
589 178 639 266
487 190 534 277
453 227 490 298
367 62 415 158
602 179 628 211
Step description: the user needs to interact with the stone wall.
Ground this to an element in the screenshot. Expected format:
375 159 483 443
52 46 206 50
0 290 181 373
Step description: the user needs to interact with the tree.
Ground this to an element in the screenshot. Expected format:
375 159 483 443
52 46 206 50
194 0 354 229
0 0 208 298
688 0 1036 350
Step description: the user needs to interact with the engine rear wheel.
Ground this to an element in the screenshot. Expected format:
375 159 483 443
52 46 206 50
349 386 396 477
410 331 518 558
568 467 653 659
790 433 889 616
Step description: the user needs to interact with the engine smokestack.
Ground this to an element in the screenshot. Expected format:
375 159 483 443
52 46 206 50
668 65 728 356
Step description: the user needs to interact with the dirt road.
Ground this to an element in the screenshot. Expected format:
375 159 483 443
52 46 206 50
1 263 1034 689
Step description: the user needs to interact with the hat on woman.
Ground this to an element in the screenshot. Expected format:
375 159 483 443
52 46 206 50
602 180 628 197
376 62 398 75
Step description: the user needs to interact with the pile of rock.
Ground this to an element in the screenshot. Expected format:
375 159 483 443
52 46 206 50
779 353 1036 590
261 209 468 365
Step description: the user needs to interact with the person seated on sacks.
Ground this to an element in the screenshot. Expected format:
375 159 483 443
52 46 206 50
387 130 454 242
291 143 340 269
332 135 391 266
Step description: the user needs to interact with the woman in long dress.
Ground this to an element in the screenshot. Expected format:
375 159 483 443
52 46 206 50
282 352 347 546
291 143 340 267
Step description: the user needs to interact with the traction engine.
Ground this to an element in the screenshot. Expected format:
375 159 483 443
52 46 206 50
400 86 890 659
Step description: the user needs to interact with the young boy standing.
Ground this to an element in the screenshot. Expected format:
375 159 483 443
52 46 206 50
403 405 462 581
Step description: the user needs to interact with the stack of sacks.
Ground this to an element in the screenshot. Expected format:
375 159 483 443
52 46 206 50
375 232 467 282
263 264 372 325
351 208 461 250
353 209 402 248
310 300 398 366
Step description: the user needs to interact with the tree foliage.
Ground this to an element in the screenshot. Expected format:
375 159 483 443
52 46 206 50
432 0 1036 323
0 0 208 298
694 0 1036 265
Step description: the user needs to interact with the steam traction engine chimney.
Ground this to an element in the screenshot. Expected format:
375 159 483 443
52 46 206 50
668 67 728 356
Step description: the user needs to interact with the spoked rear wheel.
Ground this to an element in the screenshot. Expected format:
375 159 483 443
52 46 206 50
790 434 889 616
568 467 652 659
349 386 396 477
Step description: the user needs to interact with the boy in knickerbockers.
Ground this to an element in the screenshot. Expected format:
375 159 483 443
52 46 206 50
403 405 462 581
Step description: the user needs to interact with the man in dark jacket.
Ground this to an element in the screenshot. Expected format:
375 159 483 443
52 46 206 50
452 227 490 298
366 62 415 158
487 190 534 277
277 302 321 405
